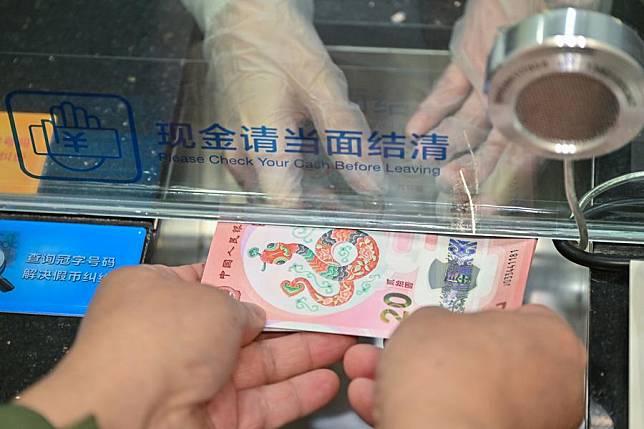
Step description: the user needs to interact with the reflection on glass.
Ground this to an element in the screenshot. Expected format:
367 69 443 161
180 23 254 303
0 0 642 242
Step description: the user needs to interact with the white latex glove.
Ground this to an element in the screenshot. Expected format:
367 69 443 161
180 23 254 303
183 0 382 203
407 0 606 205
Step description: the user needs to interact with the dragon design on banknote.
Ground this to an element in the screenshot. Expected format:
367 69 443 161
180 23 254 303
249 229 379 307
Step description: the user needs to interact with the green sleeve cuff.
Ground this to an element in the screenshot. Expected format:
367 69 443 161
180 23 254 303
0 404 54 428
66 416 98 429
65 417 99 429
0 404 98 429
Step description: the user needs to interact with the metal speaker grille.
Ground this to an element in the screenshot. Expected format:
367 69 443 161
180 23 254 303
515 73 620 143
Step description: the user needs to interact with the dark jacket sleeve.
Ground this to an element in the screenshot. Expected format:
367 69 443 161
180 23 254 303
0 404 98 429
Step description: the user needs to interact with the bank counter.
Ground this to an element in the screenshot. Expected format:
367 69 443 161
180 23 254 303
0 1 643 428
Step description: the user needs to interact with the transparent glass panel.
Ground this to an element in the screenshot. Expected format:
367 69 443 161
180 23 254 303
0 0 642 242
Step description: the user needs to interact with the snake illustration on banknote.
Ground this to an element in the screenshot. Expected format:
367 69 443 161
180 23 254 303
249 229 380 307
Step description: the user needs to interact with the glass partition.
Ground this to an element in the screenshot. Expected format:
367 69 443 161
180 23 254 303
1 0 642 242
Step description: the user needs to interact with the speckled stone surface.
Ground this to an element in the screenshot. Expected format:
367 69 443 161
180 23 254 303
0 0 196 192
315 0 462 49
0 314 80 400
2 0 194 58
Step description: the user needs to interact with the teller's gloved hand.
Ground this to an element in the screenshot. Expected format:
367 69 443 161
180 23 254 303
407 0 605 205
183 0 383 203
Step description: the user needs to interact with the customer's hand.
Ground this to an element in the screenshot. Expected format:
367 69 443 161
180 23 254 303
18 264 355 429
344 305 586 429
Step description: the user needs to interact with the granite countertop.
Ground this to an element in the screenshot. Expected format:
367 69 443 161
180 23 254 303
0 0 197 191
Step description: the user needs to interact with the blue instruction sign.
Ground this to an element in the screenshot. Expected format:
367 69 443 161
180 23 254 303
5 90 142 183
0 219 146 316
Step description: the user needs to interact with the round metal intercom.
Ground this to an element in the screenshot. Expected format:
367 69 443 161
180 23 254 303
486 8 644 160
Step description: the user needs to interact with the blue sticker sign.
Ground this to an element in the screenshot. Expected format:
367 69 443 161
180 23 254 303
5 90 142 183
0 219 146 316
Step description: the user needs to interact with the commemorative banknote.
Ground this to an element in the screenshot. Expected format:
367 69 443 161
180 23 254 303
202 223 536 338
